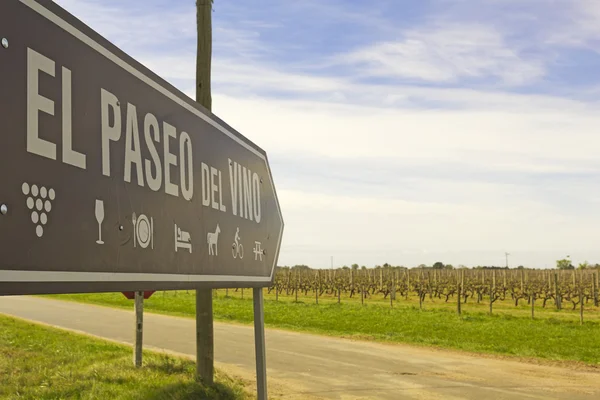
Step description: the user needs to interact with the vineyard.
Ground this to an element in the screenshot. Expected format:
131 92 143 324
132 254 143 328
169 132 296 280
50 266 600 363
247 267 600 322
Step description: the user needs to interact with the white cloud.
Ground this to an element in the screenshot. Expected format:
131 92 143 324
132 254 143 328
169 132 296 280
49 0 600 269
54 0 194 50
211 92 600 268
544 0 600 49
138 54 348 95
213 93 600 166
275 184 600 268
334 23 545 85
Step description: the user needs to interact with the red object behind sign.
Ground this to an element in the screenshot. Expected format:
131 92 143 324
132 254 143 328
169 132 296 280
121 291 155 300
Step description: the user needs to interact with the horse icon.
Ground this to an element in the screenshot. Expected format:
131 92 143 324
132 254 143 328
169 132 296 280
207 224 220 256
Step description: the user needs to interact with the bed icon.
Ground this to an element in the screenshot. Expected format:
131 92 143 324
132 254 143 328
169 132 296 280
175 223 192 253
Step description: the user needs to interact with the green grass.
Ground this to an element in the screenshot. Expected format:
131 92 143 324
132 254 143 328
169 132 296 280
0 314 250 400
45 290 600 366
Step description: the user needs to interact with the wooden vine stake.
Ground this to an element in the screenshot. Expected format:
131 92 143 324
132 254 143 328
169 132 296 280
406 270 410 300
360 284 364 305
594 271 599 307
295 279 298 302
520 269 524 292
392 272 397 301
580 289 584 325
428 272 433 300
315 270 319 305
489 270 495 315
554 272 561 310
579 270 584 326
457 274 462 316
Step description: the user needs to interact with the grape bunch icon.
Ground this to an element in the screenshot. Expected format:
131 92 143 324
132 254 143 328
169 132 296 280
22 182 55 238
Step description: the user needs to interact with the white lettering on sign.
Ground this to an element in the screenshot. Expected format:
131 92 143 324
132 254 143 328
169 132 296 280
252 172 261 221
144 113 162 192
24 47 274 228
200 162 226 212
180 132 193 201
100 88 121 176
201 163 210 207
163 122 179 197
124 103 144 186
26 48 86 169
99 89 194 199
228 159 261 223
61 67 86 169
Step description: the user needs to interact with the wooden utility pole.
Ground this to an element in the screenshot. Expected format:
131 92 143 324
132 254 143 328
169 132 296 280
196 0 212 110
196 0 214 385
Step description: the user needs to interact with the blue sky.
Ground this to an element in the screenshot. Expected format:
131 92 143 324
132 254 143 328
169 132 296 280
54 0 600 268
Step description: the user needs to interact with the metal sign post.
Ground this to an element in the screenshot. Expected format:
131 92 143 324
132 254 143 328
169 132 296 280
253 288 267 400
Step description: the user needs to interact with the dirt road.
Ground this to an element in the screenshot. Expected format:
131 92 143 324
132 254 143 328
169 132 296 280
0 296 598 399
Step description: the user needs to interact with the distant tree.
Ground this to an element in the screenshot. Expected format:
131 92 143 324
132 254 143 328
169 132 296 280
432 261 444 269
383 263 391 268
361 265 367 270
291 264 310 271
556 259 574 270
351 264 359 270
342 265 349 270
418 264 428 269
516 265 525 269
578 261 590 270
444 264 454 270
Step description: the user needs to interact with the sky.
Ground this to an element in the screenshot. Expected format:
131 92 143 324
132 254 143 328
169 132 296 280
52 0 600 269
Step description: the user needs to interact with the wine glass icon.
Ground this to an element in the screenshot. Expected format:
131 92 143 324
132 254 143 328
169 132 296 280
95 199 105 245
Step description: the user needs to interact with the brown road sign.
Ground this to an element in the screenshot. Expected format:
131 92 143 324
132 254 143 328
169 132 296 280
0 0 284 295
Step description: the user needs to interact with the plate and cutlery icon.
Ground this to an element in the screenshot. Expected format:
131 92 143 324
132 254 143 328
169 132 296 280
132 212 154 249
95 200 154 250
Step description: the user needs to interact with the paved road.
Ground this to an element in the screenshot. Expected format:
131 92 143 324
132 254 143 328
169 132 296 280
1 296 599 400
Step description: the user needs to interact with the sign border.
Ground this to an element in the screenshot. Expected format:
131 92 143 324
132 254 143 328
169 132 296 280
1 0 284 288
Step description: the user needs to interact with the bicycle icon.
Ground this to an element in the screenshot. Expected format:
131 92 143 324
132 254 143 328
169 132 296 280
232 227 244 259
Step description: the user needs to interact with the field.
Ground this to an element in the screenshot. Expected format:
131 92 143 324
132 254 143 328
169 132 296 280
0 314 250 400
45 267 600 366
